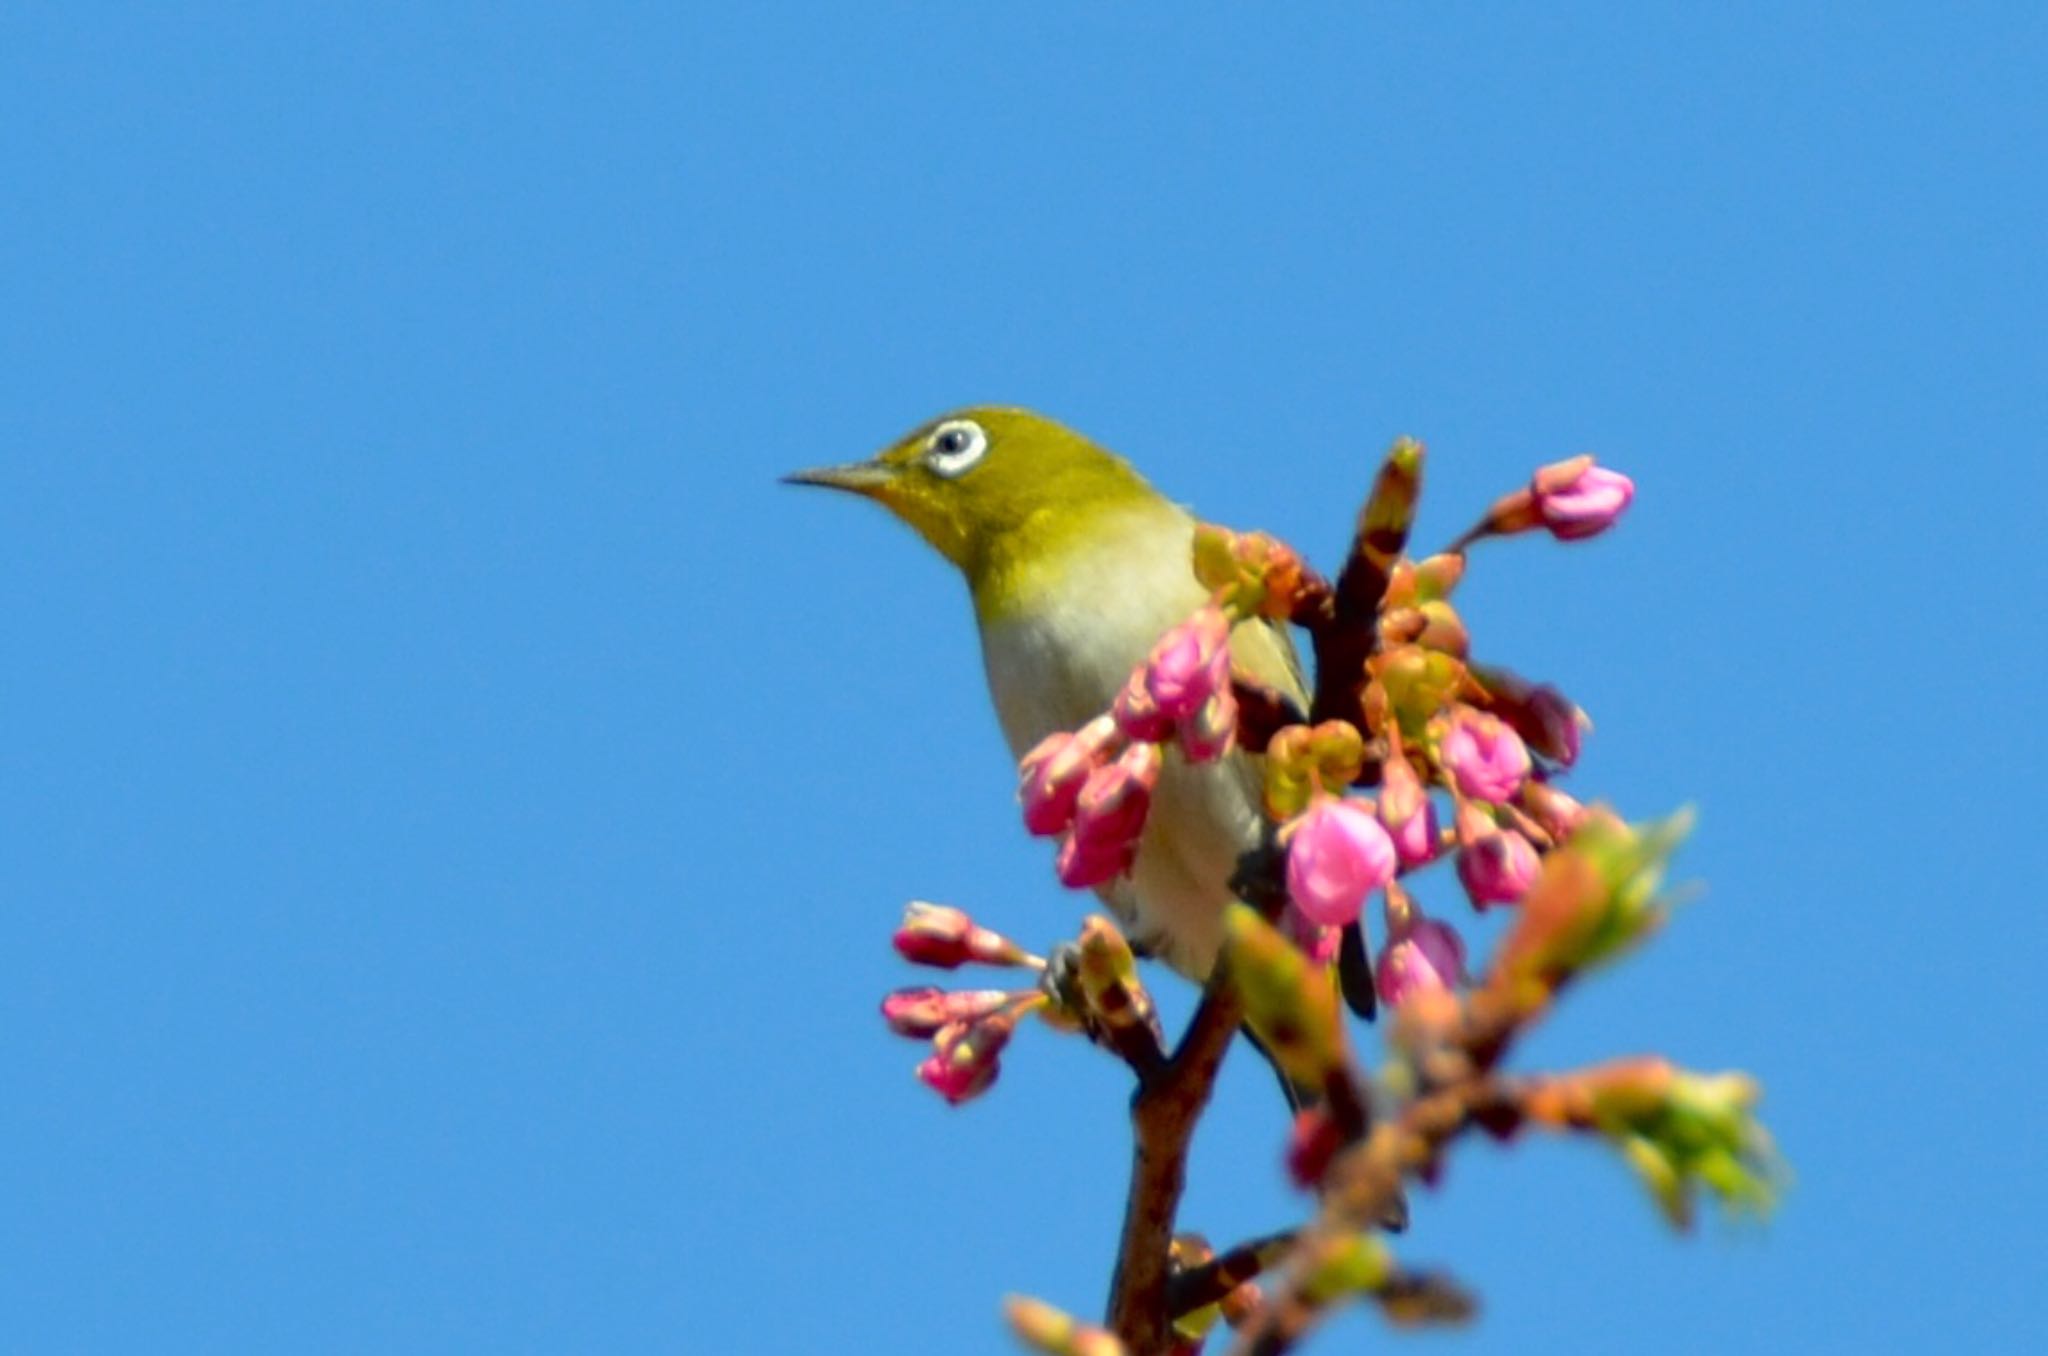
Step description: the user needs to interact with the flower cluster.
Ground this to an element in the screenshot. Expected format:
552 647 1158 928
1265 655 1592 1008
1016 536 1324 891
884 903 1050 1104
1006 451 1631 1019
883 903 1166 1109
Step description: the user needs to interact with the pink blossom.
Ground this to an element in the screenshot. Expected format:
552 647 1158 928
1457 828 1541 907
1284 798 1397 928
880 987 1014 1037
1017 715 1117 836
1057 743 1161 887
1055 831 1137 889
892 903 978 967
1374 917 1467 1008
891 902 1029 968
1111 669 1173 742
1144 604 1231 720
916 1017 1013 1106
1532 456 1635 542
1439 710 1531 805
1075 742 1161 843
1387 799 1439 868
1520 780 1588 842
1378 760 1442 870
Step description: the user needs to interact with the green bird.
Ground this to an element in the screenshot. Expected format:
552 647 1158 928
785 406 1306 985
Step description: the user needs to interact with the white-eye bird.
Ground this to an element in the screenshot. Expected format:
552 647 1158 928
785 407 1306 984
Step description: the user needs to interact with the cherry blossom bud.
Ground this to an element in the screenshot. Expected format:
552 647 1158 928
1178 687 1238 763
1076 742 1161 844
1439 710 1531 804
1457 827 1541 907
893 902 1032 968
1055 832 1137 889
1519 684 1584 766
1112 668 1174 742
1532 455 1635 541
1017 715 1118 836
1284 798 1397 928
880 987 1016 1037
1018 734 1087 836
916 1015 1013 1105
1374 916 1466 1008
1520 780 1588 842
1477 671 1586 770
1377 755 1440 868
1389 799 1439 868
1145 604 1232 720
1057 743 1162 888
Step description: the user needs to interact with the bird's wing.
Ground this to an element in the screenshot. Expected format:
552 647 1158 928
1233 616 1310 711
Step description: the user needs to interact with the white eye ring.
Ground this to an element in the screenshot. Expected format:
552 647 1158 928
924 418 989 478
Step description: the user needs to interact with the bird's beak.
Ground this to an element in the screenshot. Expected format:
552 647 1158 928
780 459 897 497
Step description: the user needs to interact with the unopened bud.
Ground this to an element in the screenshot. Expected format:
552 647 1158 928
1438 709 1531 805
1532 455 1634 542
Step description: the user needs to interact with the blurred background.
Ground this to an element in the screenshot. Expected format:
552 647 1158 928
3 4 2042 1351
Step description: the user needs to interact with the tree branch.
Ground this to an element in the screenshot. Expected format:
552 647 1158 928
1104 966 1246 1354
1166 1229 1297 1319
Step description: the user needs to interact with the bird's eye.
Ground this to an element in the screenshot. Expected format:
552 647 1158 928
924 419 989 478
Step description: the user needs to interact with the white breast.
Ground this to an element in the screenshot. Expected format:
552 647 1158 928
977 509 1272 977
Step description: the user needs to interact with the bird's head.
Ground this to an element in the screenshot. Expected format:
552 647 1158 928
783 407 1163 579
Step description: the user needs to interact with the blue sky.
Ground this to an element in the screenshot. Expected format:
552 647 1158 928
3 4 2043 1352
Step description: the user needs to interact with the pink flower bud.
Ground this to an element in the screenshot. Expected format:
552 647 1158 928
1377 757 1440 868
1055 831 1136 888
1532 455 1635 542
1074 742 1160 845
1054 744 1162 887
892 902 1031 968
1112 669 1174 742
1387 798 1440 868
1017 716 1118 836
1144 605 1231 720
1018 734 1085 836
1457 828 1541 907
1284 798 1397 928
1519 780 1587 841
880 987 1015 1037
893 902 976 966
1177 687 1238 763
1374 917 1466 1008
1439 710 1531 805
916 1016 1013 1105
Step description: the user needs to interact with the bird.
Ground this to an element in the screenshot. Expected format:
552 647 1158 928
783 406 1306 989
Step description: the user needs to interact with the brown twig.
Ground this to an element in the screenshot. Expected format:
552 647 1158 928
1307 438 1422 728
1104 966 1247 1354
1166 1229 1297 1319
